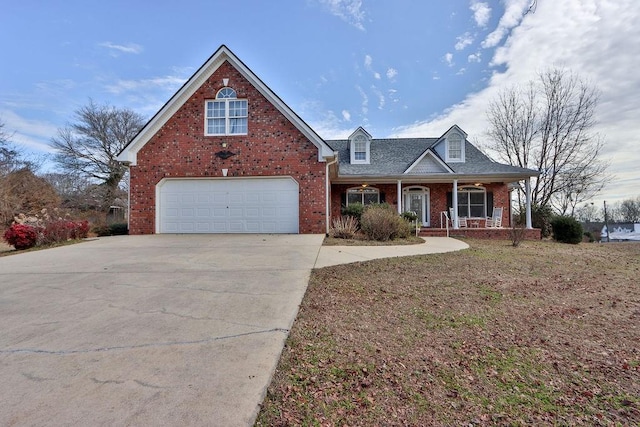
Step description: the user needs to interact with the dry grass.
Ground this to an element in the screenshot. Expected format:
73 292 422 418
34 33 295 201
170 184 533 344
256 240 640 426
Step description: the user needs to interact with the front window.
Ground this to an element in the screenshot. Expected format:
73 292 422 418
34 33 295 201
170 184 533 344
347 187 379 205
458 186 486 217
205 87 248 135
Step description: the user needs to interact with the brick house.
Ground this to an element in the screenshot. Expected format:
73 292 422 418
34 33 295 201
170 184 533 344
117 45 539 236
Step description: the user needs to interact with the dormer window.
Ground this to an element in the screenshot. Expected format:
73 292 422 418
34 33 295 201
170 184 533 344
353 135 367 161
205 87 248 135
349 127 371 164
446 133 464 162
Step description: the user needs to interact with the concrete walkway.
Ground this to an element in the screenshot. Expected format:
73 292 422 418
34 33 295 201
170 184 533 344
314 236 469 268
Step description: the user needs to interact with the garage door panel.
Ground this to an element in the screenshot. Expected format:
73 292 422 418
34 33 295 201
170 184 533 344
159 178 299 233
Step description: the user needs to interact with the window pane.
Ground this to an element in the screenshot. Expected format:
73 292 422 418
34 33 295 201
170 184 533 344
212 101 225 118
470 206 484 217
212 118 225 134
347 193 361 205
217 88 237 99
470 192 484 204
229 118 247 134
363 192 379 205
354 151 366 160
229 100 247 117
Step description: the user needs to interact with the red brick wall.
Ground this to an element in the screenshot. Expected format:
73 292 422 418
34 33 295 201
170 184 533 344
330 182 511 228
129 61 326 234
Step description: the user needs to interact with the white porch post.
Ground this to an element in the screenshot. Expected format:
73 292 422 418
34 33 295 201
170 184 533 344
525 178 533 229
452 179 459 229
397 180 402 214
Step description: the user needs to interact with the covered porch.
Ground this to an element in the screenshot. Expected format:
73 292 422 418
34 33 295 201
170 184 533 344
329 177 537 239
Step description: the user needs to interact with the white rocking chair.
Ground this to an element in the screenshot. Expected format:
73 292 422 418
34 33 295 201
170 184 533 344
486 207 503 228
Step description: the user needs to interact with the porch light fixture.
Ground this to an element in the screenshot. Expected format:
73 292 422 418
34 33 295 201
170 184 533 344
361 183 368 188
222 142 227 148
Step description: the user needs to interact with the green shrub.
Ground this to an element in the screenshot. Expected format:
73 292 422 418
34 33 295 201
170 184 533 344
401 211 418 222
396 217 415 239
551 216 583 244
516 204 554 237
360 204 410 241
93 222 128 236
331 216 359 239
341 203 364 222
583 231 595 243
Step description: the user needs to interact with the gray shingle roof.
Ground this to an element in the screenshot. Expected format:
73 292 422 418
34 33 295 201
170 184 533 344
327 137 538 178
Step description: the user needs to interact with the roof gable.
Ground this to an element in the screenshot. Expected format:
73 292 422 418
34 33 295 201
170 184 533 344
404 149 453 174
117 45 334 165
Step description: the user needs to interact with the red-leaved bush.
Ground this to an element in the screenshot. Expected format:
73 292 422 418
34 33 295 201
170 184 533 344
4 220 90 250
3 224 39 250
41 220 90 245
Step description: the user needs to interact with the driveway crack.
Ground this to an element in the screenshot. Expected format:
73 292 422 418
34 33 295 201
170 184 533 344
0 328 289 356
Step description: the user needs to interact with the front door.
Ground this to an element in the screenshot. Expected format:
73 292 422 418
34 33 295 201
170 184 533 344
403 187 430 226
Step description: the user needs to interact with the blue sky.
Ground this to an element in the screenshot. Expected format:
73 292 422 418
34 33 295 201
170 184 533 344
1 0 638 206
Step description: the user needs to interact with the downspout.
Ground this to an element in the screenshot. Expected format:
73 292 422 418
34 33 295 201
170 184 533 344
452 179 459 229
325 154 339 235
121 161 132 232
525 178 533 229
397 180 402 214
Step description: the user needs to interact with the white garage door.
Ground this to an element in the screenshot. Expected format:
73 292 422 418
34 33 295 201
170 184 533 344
157 178 299 233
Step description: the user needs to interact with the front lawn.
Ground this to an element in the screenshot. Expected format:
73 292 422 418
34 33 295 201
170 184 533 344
256 240 640 426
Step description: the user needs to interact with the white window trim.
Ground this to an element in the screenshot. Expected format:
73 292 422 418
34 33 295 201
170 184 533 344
204 88 248 136
346 186 379 205
457 186 486 218
350 134 370 164
445 133 465 163
402 186 430 226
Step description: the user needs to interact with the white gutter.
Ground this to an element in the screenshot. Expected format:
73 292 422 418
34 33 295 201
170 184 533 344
325 154 339 235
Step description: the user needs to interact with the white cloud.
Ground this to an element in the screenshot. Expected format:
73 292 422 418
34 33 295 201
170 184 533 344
395 0 640 205
373 72 381 80
386 68 398 80
371 86 385 109
0 109 59 153
342 110 351 121
319 0 366 31
105 76 186 95
364 54 372 68
455 32 474 50
444 52 454 66
356 85 369 114
99 42 143 55
468 52 482 63
470 1 491 28
481 0 530 48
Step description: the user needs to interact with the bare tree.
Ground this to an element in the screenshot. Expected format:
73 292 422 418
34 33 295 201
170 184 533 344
613 197 640 223
50 100 145 211
486 68 610 214
1 120 22 176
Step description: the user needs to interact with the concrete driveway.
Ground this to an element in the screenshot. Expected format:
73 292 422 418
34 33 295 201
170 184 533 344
0 234 323 426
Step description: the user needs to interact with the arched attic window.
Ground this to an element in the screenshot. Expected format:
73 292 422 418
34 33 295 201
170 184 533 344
205 87 248 135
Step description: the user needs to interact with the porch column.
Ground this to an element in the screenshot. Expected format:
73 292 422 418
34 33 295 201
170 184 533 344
525 178 533 229
452 179 459 229
397 180 402 214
